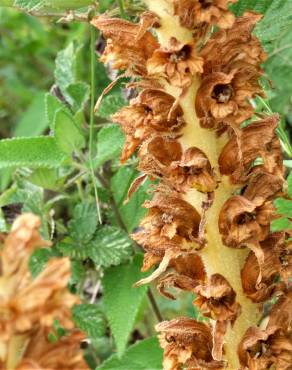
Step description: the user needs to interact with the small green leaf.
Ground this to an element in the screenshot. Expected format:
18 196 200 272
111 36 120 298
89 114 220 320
13 0 44 11
72 304 106 338
274 198 292 218
45 93 69 131
65 82 90 112
0 137 68 170
14 92 48 137
68 202 98 243
95 124 125 167
102 255 148 356
88 226 132 268
26 168 61 190
97 338 163 370
271 217 292 232
29 248 59 278
98 92 126 119
54 109 85 154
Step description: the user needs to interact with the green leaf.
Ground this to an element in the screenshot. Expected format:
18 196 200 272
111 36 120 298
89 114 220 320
97 338 163 370
68 202 98 243
26 168 61 190
231 0 273 16
98 0 115 13
111 167 150 232
102 255 148 356
45 93 69 131
29 248 59 278
65 82 90 112
88 226 132 268
70 260 86 286
287 172 292 198
14 92 48 137
95 124 125 167
72 304 106 338
13 0 44 11
274 198 292 218
54 42 79 97
54 109 85 154
0 137 67 170
98 92 126 119
271 217 292 232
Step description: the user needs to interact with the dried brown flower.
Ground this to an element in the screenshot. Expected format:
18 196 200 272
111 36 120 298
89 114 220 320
238 291 292 370
241 233 285 302
196 12 265 129
14 330 88 370
156 317 224 370
91 14 159 76
139 136 217 192
173 0 236 30
0 214 87 370
147 38 203 87
112 89 185 162
219 115 284 183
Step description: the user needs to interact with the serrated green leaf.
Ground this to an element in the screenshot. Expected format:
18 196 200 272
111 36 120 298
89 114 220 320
0 137 68 170
13 0 45 11
14 92 48 137
102 255 148 356
97 337 162 370
111 167 150 232
29 248 60 278
72 304 106 338
88 226 132 268
68 202 98 243
54 109 85 154
98 93 126 119
274 198 292 218
271 217 292 232
95 124 125 167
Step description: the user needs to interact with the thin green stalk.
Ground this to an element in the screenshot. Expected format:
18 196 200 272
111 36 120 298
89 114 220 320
117 0 126 18
90 25 102 223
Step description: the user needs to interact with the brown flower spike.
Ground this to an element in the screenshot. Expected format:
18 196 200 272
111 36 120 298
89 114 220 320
0 214 88 370
93 1 291 369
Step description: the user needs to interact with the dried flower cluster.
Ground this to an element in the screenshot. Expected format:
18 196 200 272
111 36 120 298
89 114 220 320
92 0 291 368
0 214 88 370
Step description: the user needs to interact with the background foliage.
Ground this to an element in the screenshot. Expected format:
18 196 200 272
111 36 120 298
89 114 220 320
0 0 292 368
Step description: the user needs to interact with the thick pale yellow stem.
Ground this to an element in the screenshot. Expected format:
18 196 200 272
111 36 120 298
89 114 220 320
144 1 260 368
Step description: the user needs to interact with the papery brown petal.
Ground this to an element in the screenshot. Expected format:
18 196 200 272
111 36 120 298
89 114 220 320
91 16 159 75
147 38 203 88
219 115 283 183
268 290 292 332
156 317 224 369
241 233 284 302
173 0 236 30
113 89 185 162
126 174 148 203
194 274 241 323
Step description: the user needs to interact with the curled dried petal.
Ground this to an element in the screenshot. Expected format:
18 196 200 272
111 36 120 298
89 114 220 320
139 136 217 192
195 66 262 129
173 0 236 30
147 38 203 87
112 89 185 162
91 15 159 76
241 233 284 302
219 115 283 183
156 317 224 370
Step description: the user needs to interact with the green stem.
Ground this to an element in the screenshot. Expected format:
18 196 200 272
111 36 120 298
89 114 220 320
90 25 102 223
117 0 126 18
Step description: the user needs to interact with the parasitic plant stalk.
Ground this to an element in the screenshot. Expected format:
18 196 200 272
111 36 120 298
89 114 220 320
92 1 291 369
